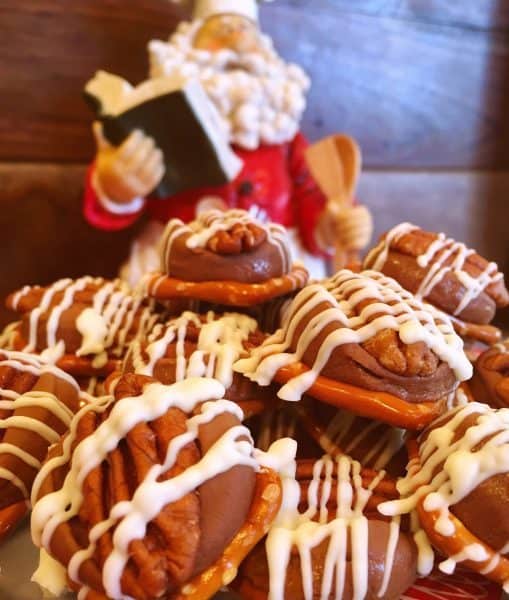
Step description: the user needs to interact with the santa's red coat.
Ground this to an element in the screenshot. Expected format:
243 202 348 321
83 132 327 256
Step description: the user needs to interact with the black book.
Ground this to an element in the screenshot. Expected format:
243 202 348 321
84 71 242 198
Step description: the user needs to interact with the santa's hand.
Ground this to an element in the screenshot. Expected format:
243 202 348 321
94 123 165 204
317 204 373 253
335 204 373 251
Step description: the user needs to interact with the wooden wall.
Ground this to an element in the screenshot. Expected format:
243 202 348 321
1 0 509 325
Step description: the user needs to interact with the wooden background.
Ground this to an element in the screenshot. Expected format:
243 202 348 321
1 0 509 325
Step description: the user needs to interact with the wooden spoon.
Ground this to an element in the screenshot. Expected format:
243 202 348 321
305 134 362 271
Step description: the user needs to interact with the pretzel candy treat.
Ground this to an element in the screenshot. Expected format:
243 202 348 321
6 277 162 376
236 269 473 429
146 209 309 306
124 310 278 418
235 453 417 599
30 373 283 600
0 350 81 511
379 402 509 590
161 208 293 283
364 223 509 346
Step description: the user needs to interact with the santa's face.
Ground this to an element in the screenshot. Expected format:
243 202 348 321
193 14 262 54
149 18 310 150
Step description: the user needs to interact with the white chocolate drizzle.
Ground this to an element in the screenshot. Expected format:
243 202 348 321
75 307 108 356
266 454 401 600
0 350 79 389
10 284 32 310
379 402 509 585
364 223 504 316
127 310 258 389
31 377 258 599
159 208 292 276
0 392 72 443
26 278 72 352
235 269 472 402
31 548 69 597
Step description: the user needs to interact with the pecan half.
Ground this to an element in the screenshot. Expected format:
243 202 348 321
363 329 439 377
206 223 267 255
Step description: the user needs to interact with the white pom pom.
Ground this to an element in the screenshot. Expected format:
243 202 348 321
234 104 260 128
245 53 265 75
191 48 212 64
288 64 311 89
235 130 259 150
218 92 233 115
259 122 275 143
290 95 306 117
230 84 251 104
275 113 292 130
260 105 276 121
220 117 232 137
212 49 235 69
179 63 199 77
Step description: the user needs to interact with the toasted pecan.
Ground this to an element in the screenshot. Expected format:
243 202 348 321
362 329 439 377
206 222 267 255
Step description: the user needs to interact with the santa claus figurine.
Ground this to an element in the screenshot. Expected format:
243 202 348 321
83 0 373 282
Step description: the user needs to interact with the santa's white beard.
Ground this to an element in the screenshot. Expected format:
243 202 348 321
149 20 310 150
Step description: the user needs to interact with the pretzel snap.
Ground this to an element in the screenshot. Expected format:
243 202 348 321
146 264 309 307
417 501 509 591
274 362 445 430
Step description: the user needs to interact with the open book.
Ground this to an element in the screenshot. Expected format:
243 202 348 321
84 71 243 198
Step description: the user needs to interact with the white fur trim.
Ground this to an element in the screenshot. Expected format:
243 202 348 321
92 171 146 215
193 0 259 22
149 21 309 149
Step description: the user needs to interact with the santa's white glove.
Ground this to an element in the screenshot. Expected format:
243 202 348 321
93 122 165 206
316 204 373 254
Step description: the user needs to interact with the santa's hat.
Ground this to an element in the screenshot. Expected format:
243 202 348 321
173 0 271 23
